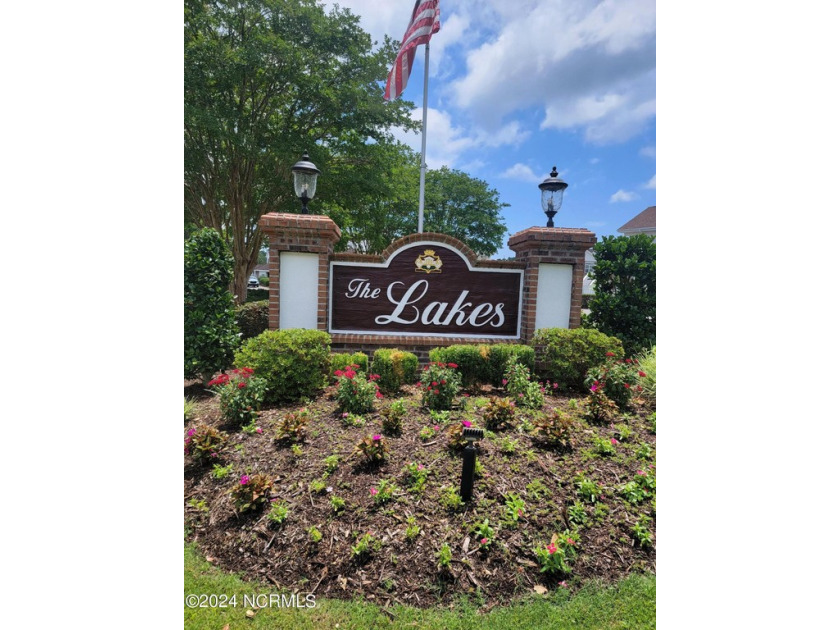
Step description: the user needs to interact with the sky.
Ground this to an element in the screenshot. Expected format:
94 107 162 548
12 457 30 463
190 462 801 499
333 0 655 258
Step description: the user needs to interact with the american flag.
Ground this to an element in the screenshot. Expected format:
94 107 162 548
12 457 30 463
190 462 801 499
383 0 441 101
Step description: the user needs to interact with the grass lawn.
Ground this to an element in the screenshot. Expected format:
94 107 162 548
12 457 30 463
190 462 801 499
185 543 655 629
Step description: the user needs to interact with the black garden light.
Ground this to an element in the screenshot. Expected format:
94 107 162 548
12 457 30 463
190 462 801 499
538 166 568 228
291 152 321 214
459 426 484 503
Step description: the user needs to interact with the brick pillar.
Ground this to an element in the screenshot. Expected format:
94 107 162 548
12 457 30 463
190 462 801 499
257 213 341 331
508 227 596 342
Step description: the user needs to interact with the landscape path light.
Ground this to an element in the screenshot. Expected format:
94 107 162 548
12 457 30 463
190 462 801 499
538 166 568 228
459 426 484 503
291 151 321 214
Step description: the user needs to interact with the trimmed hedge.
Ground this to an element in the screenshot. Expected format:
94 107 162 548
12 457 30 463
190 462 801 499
428 344 534 387
330 351 369 375
234 300 269 343
532 328 624 393
234 329 331 404
371 349 419 394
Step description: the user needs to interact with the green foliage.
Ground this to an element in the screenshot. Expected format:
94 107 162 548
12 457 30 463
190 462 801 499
208 368 267 426
526 479 551 501
381 399 407 435
483 396 517 431
329 352 369 375
568 501 589 526
323 455 340 475
503 361 544 409
534 409 575 449
309 479 326 494
588 235 656 355
184 228 239 379
185 0 416 299
532 327 625 393
273 408 311 444
474 519 495 548
439 485 465 512
418 426 436 441
429 344 534 387
636 443 653 460
184 424 228 463
420 362 462 410
436 542 453 569
333 365 381 414
575 473 603 503
370 479 397 505
308 526 323 543
499 435 519 454
267 500 289 525
258 275 269 286
592 436 618 456
350 532 381 560
401 461 429 494
329 495 346 514
234 300 269 343
445 421 471 451
184 397 198 422
339 412 366 428
502 493 527 526
637 345 656 401
230 473 273 512
404 516 421 542
210 463 233 480
371 349 419 394
585 355 642 409
631 515 654 549
583 389 620 424
534 531 580 576
234 329 330 404
353 434 388 465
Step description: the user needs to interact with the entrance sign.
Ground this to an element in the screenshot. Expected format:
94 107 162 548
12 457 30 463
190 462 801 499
329 242 523 338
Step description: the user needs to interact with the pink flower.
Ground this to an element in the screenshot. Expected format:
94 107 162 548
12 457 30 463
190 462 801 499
480 537 488 545
558 581 568 588
255 427 263 434
567 538 575 545
370 488 377 495
342 412 349 418
418 464 425 470
462 420 472 428
502 379 508 385
240 475 250 485
590 384 598 392
187 428 196 437
553 383 558 389
433 425 440 431
372 435 382 442
518 508 524 517
546 543 557 554
610 438 618 445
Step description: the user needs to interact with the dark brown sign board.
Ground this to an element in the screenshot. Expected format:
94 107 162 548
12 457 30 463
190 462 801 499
329 242 523 338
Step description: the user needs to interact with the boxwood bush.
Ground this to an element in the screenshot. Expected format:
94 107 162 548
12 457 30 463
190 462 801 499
371 349 419 394
234 329 331 404
330 351 369 375
234 300 269 343
428 344 534 387
531 328 624 393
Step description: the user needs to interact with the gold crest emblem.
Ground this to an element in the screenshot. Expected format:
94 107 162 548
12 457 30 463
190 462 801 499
415 249 443 274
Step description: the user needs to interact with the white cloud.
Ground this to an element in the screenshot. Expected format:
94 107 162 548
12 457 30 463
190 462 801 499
332 0 410 47
610 189 639 203
450 0 655 144
640 145 656 158
645 174 656 189
501 163 542 183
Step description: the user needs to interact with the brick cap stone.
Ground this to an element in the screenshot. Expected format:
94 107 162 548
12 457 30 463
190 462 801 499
508 226 596 249
258 212 341 242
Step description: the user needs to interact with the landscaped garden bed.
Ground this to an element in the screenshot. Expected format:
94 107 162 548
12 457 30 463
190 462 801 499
183 353 656 610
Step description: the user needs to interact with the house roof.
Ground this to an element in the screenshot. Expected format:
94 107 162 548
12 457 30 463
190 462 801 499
254 264 270 272
618 206 656 233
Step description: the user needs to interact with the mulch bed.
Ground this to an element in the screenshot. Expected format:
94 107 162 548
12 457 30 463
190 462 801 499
184 378 655 609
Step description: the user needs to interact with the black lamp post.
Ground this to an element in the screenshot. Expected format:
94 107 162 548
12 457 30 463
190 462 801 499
459 427 484 503
291 152 321 214
538 166 568 228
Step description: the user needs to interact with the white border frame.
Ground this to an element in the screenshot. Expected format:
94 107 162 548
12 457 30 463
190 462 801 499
328 240 524 339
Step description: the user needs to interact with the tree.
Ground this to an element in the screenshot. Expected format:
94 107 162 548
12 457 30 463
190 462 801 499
185 0 415 302
184 228 240 381
587 235 656 355
328 150 509 257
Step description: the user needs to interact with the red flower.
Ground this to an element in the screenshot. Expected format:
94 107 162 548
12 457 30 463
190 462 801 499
434 389 439 394
447 363 458 369
624 383 630 388
238 381 246 389
638 371 647 378
606 352 615 357
375 391 383 399
432 381 438 387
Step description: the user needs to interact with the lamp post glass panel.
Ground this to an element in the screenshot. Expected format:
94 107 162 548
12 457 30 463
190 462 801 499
292 152 321 214
538 166 568 228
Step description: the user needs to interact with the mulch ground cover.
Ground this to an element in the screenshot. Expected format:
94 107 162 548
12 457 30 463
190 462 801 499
184 378 656 610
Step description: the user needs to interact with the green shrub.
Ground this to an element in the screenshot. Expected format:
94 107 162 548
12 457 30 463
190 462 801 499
234 300 269 343
184 228 239 381
371 349 419 394
429 344 534 387
637 345 656 401
532 328 624 393
588 234 656 355
234 329 331 404
258 275 269 286
421 362 462 410
330 351 369 375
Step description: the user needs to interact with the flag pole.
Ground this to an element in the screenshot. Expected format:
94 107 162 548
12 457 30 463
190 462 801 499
418 42 430 233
